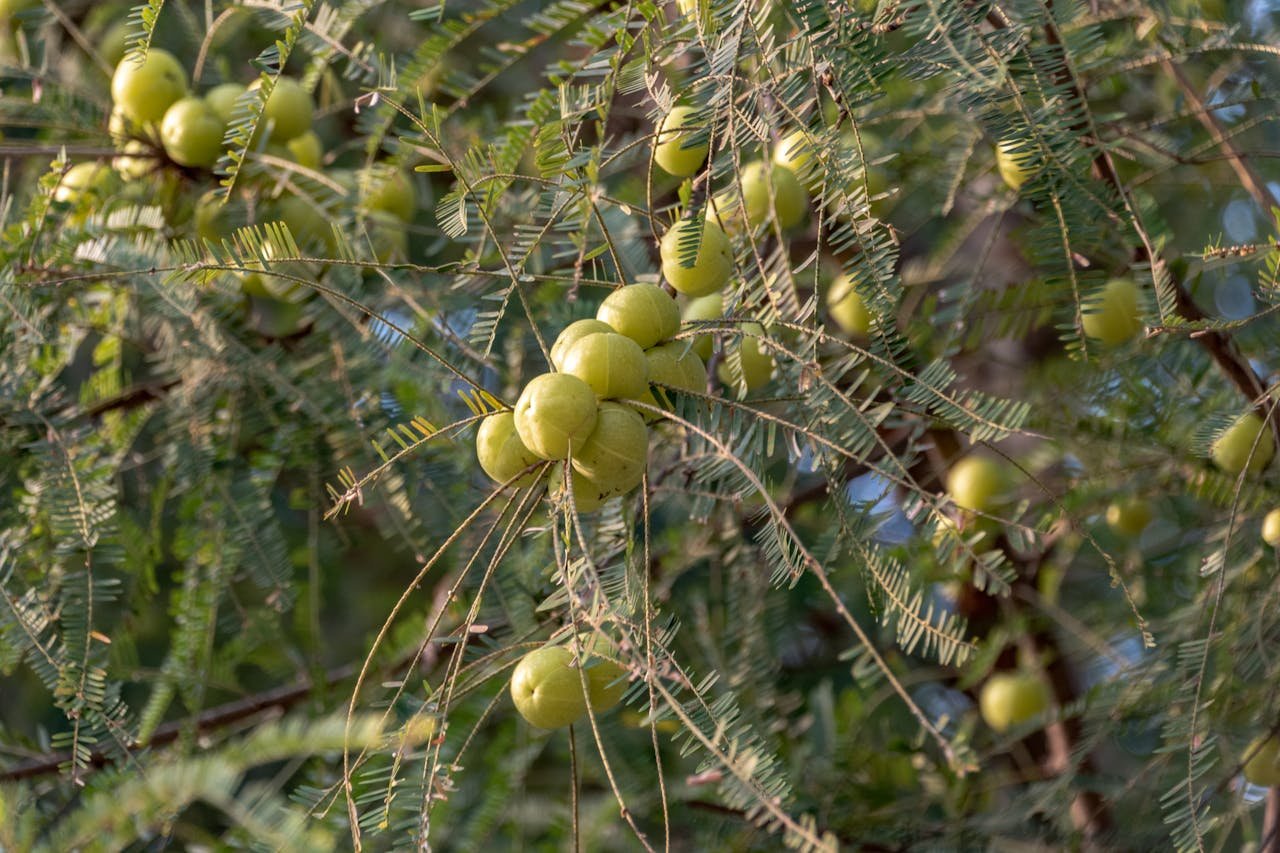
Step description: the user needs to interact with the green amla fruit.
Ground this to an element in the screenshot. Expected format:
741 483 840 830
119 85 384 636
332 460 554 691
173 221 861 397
476 410 544 487
596 284 680 350
160 96 225 168
946 455 1011 514
559 332 649 401
660 217 733 297
827 273 870 339
513 373 599 461
550 318 614 370
204 82 247 125
1106 498 1152 538
1081 278 1142 346
995 138 1036 190
631 341 707 419
681 292 723 361
738 160 807 230
1263 509 1280 547
570 402 648 496
111 48 188 125
717 322 774 393
547 461 610 514
1212 412 1274 475
510 646 590 729
574 632 628 712
653 105 708 178
979 672 1050 733
1244 734 1280 787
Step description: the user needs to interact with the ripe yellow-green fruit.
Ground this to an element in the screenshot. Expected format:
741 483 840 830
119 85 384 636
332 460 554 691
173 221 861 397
560 332 649 401
596 284 680 350
160 97 225 168
286 129 323 170
1263 509 1280 547
575 633 628 712
244 291 305 338
476 411 544 488
681 292 723 360
1212 412 1274 475
995 138 1035 190
648 341 707 394
363 168 417 221
548 462 610 513
979 672 1050 733
365 211 408 263
510 646 590 729
551 319 615 370
248 76 313 142
571 402 649 494
113 139 156 180
827 274 870 338
774 130 814 174
239 271 301 301
274 194 334 252
946 455 1009 514
706 188 742 237
204 82 246 125
660 217 733 297
738 160 808 230
774 129 823 191
653 105 708 178
1106 498 1152 538
107 107 140 145
53 161 114 204
194 191 233 242
514 373 599 461
1081 278 1142 346
632 341 707 418
112 48 188 124
1244 735 1280 787
717 323 773 392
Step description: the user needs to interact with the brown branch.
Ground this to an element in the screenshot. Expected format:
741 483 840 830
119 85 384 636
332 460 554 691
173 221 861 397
1161 60 1280 216
0 662 356 781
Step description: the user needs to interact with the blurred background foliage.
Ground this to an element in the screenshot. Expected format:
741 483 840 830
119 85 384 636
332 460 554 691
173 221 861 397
1 0 1279 849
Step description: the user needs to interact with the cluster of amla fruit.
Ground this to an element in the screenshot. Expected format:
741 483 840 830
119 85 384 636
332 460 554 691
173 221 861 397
653 106 875 387
109 48 319 175
475 284 707 513
653 106 812 234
